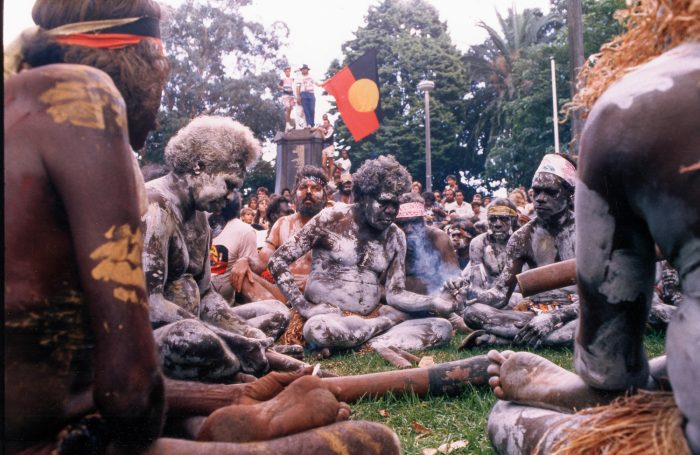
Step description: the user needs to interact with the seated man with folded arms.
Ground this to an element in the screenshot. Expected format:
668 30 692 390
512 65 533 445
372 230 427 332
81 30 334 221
4 1 399 452
269 156 456 360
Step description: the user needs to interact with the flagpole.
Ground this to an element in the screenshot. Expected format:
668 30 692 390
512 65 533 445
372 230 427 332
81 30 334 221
550 57 560 154
418 80 435 192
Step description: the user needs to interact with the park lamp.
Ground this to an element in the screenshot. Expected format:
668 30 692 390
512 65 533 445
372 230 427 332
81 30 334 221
418 80 435 192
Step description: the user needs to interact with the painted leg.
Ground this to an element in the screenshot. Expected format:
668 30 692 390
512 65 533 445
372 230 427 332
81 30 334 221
154 320 241 382
303 313 397 350
541 319 577 347
200 290 267 339
488 400 585 455
463 303 533 339
368 318 452 352
231 300 290 339
574 181 655 390
666 290 700 454
144 421 401 454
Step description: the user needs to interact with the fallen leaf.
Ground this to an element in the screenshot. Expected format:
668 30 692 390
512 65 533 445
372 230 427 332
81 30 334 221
437 440 469 453
378 409 390 417
422 449 438 455
418 356 435 368
411 420 432 434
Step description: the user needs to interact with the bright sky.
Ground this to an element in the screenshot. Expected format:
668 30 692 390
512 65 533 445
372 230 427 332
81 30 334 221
3 0 550 163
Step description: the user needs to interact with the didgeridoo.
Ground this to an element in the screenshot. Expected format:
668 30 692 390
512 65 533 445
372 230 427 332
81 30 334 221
323 355 490 402
165 355 489 415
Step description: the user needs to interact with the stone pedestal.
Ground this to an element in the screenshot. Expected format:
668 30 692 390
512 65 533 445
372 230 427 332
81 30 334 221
273 129 324 193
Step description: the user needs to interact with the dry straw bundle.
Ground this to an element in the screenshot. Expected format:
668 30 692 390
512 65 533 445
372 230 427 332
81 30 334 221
567 0 700 118
545 391 690 455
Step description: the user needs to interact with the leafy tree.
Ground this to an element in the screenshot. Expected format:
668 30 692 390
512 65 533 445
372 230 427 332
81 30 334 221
470 0 625 186
242 158 276 196
462 7 564 175
141 0 289 164
327 0 470 188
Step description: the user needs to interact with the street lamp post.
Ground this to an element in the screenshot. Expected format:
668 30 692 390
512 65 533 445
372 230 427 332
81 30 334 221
418 80 435 192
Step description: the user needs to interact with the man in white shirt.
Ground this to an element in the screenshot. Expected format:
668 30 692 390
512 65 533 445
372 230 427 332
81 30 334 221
296 64 318 127
335 149 352 176
210 193 259 303
444 190 473 219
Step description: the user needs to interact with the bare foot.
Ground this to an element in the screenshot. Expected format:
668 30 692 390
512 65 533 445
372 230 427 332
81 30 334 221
486 350 618 413
198 375 350 442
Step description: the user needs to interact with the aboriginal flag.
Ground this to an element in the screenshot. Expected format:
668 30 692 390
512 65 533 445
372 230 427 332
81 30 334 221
323 49 380 141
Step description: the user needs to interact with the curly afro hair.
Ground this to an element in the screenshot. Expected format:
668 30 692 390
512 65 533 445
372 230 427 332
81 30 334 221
352 155 411 201
165 116 261 174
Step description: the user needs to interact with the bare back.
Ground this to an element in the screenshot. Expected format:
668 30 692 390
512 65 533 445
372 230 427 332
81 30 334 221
4 64 159 446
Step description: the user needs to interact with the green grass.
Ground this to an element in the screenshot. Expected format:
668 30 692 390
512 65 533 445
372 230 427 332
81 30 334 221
306 329 667 455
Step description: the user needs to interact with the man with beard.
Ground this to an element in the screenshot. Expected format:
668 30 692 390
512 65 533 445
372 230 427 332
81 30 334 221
269 156 455 359
457 154 579 348
332 173 353 205
230 166 330 303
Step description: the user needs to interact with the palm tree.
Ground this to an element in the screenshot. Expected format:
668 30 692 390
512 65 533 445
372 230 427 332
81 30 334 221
463 7 563 154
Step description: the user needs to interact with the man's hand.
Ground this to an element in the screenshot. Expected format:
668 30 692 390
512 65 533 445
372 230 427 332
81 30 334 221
430 295 457 317
294 297 342 319
231 257 255 293
513 313 558 348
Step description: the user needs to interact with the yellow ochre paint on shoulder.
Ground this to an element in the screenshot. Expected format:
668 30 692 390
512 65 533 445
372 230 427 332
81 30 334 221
38 69 127 131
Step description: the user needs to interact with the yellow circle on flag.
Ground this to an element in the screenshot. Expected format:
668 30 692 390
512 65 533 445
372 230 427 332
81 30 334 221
348 78 379 113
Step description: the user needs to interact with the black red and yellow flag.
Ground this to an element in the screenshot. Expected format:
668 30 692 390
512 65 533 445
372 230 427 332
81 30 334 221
323 49 380 141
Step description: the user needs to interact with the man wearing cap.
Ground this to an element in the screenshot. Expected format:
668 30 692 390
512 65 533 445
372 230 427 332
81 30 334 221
269 156 455 359
279 65 295 130
296 64 320 127
458 154 579 348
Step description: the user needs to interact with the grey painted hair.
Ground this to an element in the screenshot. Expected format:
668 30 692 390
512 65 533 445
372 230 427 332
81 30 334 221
352 155 411 200
165 116 261 174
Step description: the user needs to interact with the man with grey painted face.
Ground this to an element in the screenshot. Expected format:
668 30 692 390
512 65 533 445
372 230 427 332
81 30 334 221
457 154 579 348
269 156 458 355
142 116 291 381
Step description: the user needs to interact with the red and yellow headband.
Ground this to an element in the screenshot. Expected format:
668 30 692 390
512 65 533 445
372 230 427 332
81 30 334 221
49 16 162 50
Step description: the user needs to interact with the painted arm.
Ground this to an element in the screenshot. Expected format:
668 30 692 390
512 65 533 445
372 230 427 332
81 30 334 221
268 217 339 318
38 68 163 449
514 302 580 348
141 201 198 326
475 231 525 308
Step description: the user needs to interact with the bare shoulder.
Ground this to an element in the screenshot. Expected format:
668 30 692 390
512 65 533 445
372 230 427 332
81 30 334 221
5 63 127 135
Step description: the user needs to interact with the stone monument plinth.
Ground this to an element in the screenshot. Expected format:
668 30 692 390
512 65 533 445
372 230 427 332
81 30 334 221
272 128 323 193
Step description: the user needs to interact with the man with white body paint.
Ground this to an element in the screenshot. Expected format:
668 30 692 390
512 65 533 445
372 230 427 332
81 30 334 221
269 156 456 356
486 40 700 455
454 154 580 348
460 198 521 299
142 116 290 381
